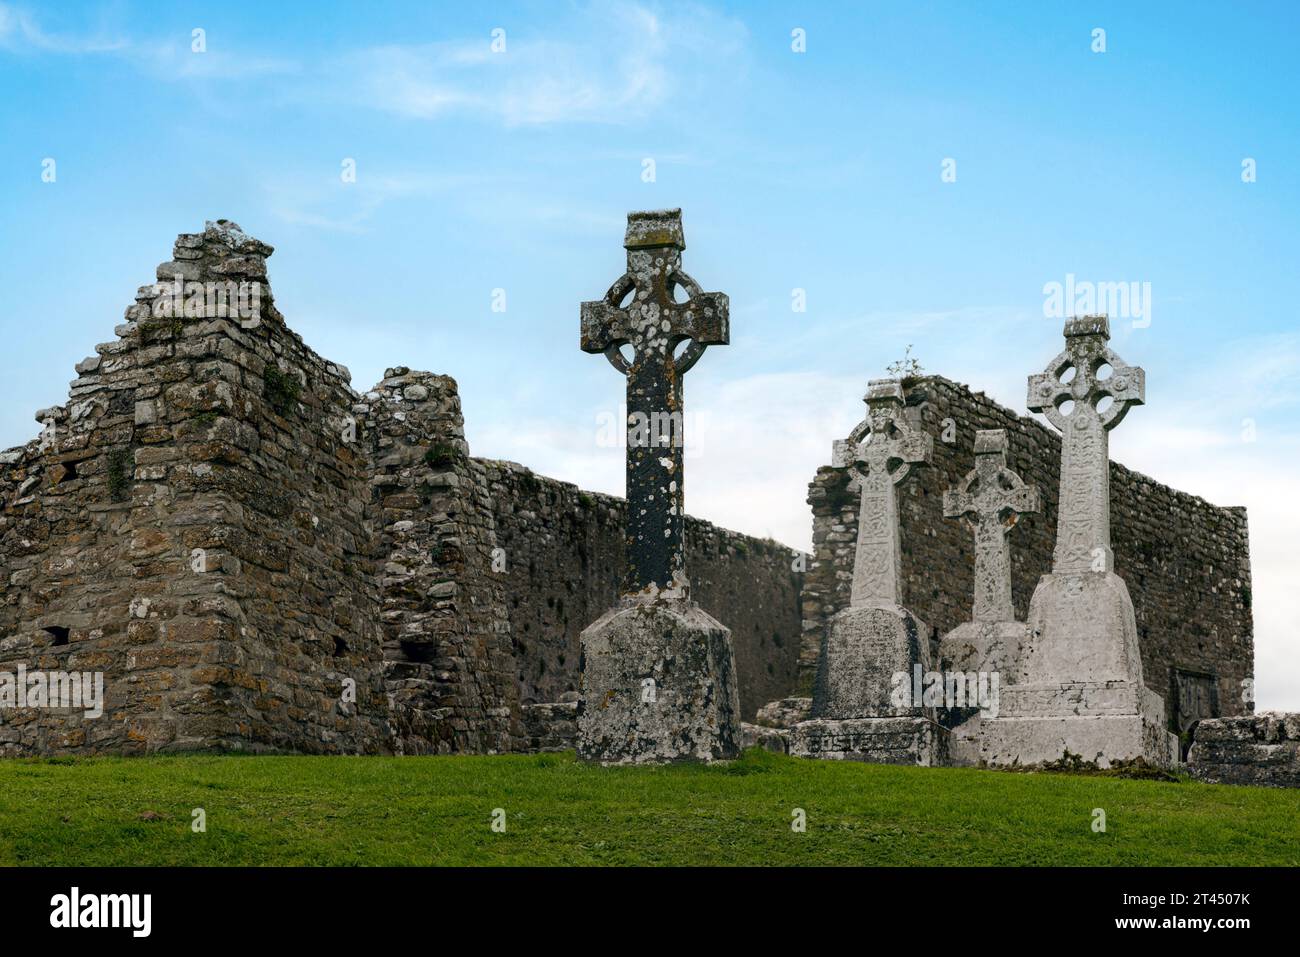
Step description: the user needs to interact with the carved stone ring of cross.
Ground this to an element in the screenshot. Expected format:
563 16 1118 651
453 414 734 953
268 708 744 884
839 411 919 486
950 467 1033 529
1029 345 1145 433
596 270 710 376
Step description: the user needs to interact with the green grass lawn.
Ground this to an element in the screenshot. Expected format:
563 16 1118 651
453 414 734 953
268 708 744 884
0 749 1295 866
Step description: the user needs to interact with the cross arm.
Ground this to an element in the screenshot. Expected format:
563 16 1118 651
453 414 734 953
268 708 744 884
943 488 974 520
580 300 631 354
674 290 729 346
999 478 1041 518
893 429 933 470
1027 350 1071 417
670 286 728 374
1096 357 1145 429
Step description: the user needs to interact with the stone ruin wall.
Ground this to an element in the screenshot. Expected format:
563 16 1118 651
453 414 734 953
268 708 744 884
366 370 521 755
0 222 802 756
0 223 389 755
803 376 1254 733
0 223 1253 757
480 459 803 720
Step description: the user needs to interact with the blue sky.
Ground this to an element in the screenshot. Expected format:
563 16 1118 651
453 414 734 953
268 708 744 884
2 1 1298 708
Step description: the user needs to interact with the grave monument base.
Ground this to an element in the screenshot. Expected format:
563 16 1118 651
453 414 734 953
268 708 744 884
789 716 949 765
938 620 1032 678
976 570 1180 768
576 596 741 765
979 685 1178 768
812 604 933 719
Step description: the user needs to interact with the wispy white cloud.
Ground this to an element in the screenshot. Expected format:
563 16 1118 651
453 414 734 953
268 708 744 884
2 1 747 123
0 2 296 78
264 169 509 233
0 2 127 54
340 1 748 127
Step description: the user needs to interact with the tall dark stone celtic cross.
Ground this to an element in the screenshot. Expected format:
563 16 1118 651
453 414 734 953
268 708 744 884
581 209 729 598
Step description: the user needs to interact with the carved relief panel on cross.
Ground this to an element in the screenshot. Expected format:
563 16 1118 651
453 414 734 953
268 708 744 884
832 379 932 610
1028 315 1144 575
580 209 729 598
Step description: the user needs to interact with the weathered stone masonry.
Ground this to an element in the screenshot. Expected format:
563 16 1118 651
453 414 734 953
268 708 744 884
0 223 1254 757
365 371 521 755
0 222 802 755
802 377 1254 736
0 222 389 755
482 459 802 720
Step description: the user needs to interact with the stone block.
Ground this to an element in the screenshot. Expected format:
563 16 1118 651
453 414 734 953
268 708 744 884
812 604 931 720
978 571 1179 768
754 696 812 729
1188 713 1300 788
938 620 1030 676
1018 572 1144 687
740 722 789 753
980 710 1176 768
789 716 948 765
577 597 741 765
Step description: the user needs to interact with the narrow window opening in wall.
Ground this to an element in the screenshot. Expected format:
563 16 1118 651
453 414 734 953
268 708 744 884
333 637 348 657
399 641 436 664
44 626 70 646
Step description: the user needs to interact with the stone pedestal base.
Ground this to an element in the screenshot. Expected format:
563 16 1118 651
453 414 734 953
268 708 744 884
789 717 948 765
980 683 1178 768
1019 572 1142 687
975 571 1179 768
938 620 1031 677
577 597 740 765
812 604 932 719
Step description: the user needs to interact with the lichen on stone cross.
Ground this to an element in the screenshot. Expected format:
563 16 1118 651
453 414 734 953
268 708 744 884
579 209 729 599
832 379 933 610
1027 315 1144 575
943 429 1040 623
